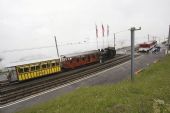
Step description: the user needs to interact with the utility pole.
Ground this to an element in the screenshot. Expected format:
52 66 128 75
168 25 170 49
96 38 99 50
107 24 109 47
167 25 170 54
130 27 141 81
54 36 60 58
107 36 109 47
114 33 116 48
95 24 99 50
103 38 105 49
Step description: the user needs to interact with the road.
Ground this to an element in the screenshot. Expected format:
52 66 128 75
0 46 167 113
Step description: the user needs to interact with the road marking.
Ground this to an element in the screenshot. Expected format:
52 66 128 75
0 55 143 108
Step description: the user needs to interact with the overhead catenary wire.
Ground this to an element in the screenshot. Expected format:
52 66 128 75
114 29 129 34
0 41 89 53
0 36 130 54
0 46 55 53
112 29 129 48
0 27 165 54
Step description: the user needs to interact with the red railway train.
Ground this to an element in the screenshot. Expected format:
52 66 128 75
61 47 116 69
61 50 99 69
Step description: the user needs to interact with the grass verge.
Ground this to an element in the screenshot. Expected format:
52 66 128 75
18 55 170 113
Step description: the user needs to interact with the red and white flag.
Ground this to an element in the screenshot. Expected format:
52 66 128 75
107 24 109 37
95 25 98 38
102 24 105 37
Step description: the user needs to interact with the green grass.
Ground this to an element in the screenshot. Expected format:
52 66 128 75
18 55 170 113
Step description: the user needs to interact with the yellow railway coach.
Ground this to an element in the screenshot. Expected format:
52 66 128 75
16 59 61 81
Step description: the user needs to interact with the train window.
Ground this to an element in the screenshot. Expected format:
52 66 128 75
77 59 79 62
47 63 51 68
31 66 36 71
88 56 90 61
24 67 29 73
51 63 56 67
42 64 47 69
82 57 85 61
36 65 40 70
18 68 24 73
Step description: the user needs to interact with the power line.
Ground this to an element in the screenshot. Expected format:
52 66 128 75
0 32 161 54
114 29 129 34
1 46 55 53
0 41 90 53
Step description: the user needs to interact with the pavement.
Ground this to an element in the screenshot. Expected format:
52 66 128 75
0 46 167 113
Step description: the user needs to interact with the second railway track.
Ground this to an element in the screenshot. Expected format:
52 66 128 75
0 54 138 105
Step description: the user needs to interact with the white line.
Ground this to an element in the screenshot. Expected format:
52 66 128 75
0 55 143 108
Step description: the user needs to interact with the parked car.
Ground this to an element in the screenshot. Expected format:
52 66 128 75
152 46 161 53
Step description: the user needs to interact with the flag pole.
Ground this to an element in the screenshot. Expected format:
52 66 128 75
103 36 104 49
96 37 98 50
107 36 109 47
107 24 109 47
95 24 99 50
102 24 105 49
54 36 60 58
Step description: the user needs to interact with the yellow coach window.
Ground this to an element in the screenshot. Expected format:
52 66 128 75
56 62 59 66
47 62 51 68
51 63 55 67
31 66 36 71
24 67 29 73
51 62 56 67
36 65 40 70
18 67 24 73
42 63 47 69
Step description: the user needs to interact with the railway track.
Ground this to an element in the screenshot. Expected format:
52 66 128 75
0 54 138 105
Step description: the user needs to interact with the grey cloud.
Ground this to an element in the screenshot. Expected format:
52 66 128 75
0 0 170 64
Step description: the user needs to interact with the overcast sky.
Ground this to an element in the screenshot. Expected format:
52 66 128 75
0 0 170 53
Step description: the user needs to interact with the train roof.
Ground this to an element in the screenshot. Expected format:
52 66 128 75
6 57 59 68
139 40 157 45
61 50 99 58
